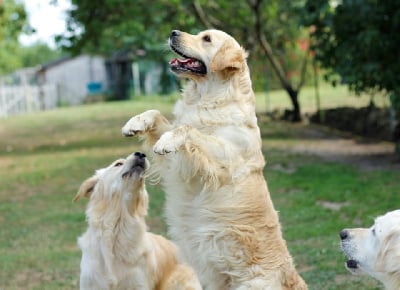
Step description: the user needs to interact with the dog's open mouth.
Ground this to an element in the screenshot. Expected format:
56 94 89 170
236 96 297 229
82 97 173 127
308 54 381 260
341 250 362 274
169 45 207 75
345 259 359 269
341 242 360 273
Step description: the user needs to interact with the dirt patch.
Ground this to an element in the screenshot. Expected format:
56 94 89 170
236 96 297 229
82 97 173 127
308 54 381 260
269 163 297 174
317 200 351 211
304 124 399 170
270 122 400 171
0 156 14 168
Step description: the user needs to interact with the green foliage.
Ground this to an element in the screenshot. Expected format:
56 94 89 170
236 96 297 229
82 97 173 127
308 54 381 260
303 0 400 99
0 2 61 74
58 0 197 59
302 0 400 152
59 0 310 81
0 0 29 74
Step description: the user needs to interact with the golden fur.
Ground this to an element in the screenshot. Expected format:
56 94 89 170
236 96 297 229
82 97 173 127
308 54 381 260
122 29 307 289
340 210 400 290
74 152 201 290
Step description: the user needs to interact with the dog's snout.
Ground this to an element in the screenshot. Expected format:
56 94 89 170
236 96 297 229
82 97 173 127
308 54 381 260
134 152 146 159
340 229 349 240
171 30 181 38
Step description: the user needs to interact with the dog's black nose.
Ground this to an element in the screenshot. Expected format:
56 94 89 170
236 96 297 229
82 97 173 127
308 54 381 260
171 30 181 37
134 152 146 159
340 229 349 240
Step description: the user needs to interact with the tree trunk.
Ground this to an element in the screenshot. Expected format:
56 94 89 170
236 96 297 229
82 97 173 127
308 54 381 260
313 58 322 122
287 87 301 122
390 92 400 156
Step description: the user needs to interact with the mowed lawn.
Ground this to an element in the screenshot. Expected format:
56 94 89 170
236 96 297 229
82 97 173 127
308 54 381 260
0 88 398 289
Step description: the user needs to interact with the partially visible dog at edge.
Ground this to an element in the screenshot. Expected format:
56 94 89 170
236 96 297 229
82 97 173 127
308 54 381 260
122 29 307 289
340 209 400 290
73 152 201 290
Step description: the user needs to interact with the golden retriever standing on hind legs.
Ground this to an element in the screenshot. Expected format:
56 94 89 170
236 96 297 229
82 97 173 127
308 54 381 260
74 152 201 290
122 29 307 290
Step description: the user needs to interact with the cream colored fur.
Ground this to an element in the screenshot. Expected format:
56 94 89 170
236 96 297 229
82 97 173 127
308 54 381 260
122 29 307 290
74 153 201 290
341 210 400 290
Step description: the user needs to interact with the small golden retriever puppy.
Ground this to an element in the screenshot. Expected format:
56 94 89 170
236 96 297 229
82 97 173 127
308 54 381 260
340 209 400 290
122 29 307 289
74 152 201 290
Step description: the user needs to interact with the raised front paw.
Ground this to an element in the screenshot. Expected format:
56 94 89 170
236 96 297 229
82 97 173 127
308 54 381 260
153 126 190 155
121 110 161 137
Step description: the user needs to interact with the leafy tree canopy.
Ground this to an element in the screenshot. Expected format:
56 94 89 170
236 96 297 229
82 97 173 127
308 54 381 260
59 0 308 76
303 0 400 152
0 0 29 74
303 0 400 103
58 0 198 60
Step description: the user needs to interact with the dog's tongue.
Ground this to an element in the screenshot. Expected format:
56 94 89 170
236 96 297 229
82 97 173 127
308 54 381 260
170 58 203 69
170 58 194 65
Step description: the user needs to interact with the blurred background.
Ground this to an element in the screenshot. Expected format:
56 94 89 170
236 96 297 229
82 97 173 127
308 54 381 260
1 0 399 146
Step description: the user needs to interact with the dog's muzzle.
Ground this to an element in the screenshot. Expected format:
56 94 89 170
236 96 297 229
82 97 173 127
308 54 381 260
122 152 146 178
169 30 207 75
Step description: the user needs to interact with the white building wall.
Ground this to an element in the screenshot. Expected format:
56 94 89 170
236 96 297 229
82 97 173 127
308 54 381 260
43 55 106 105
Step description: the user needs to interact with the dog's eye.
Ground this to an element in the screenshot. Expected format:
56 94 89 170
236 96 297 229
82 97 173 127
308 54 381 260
202 35 211 42
114 162 124 167
372 228 376 236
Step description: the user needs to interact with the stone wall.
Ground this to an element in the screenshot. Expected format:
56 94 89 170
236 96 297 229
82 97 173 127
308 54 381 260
310 105 394 141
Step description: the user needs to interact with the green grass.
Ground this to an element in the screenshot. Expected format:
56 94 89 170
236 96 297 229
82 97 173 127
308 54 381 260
0 88 396 289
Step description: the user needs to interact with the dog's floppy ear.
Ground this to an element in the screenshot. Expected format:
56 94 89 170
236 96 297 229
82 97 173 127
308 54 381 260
73 176 98 202
210 40 247 74
375 230 400 273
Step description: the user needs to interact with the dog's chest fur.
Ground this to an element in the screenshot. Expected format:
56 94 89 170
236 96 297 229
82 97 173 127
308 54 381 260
161 177 236 288
173 78 257 128
78 209 156 289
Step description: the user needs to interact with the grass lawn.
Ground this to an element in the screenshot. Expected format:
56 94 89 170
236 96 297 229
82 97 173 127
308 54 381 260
0 87 396 289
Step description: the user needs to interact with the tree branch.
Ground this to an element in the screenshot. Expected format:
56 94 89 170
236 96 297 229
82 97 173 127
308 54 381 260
296 35 311 92
247 0 295 94
191 0 222 28
258 34 295 94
